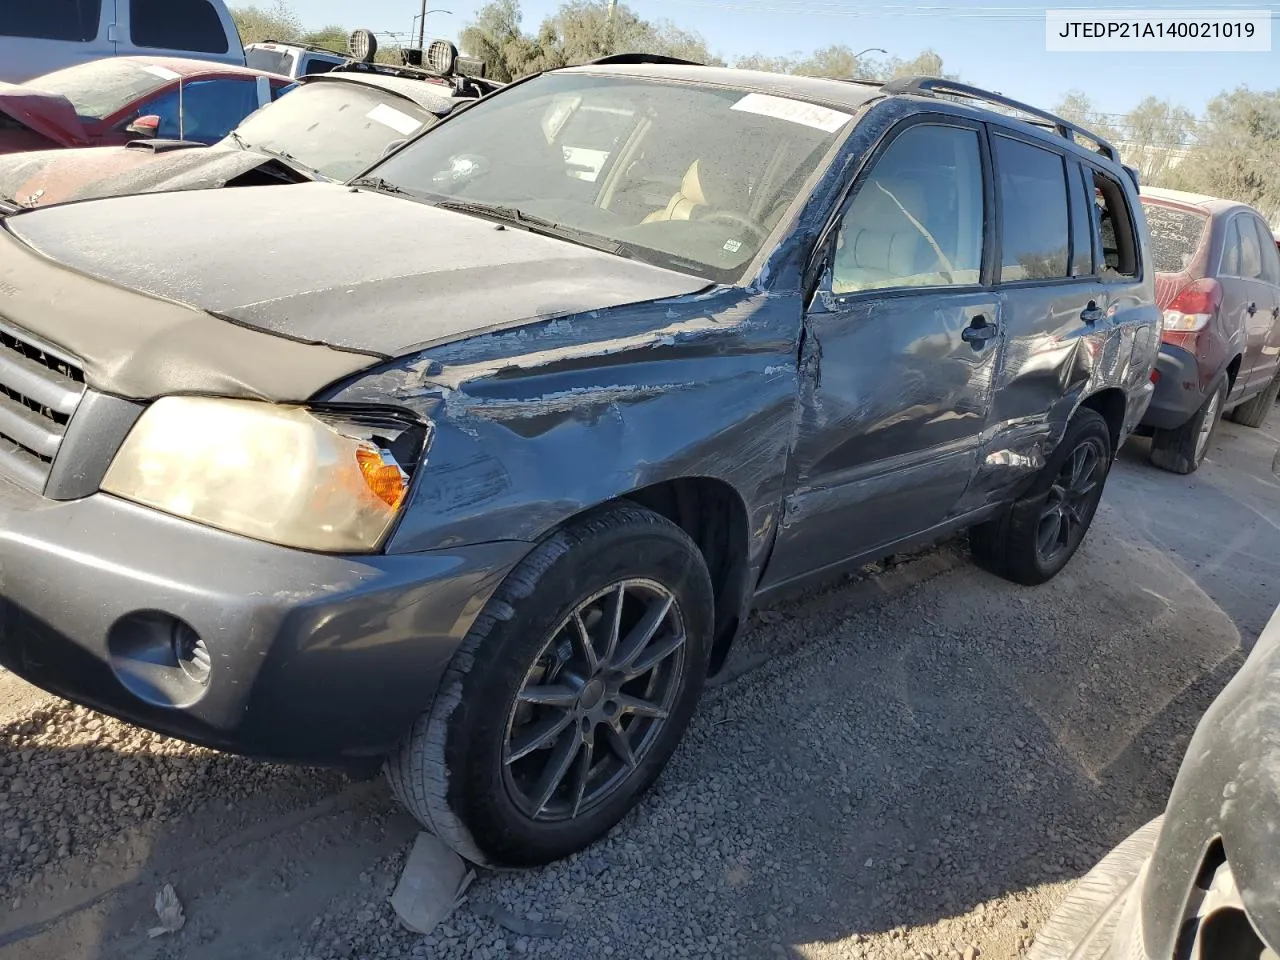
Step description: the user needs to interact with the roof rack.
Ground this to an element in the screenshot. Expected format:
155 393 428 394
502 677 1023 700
881 75 1120 164
252 38 347 58
585 53 706 66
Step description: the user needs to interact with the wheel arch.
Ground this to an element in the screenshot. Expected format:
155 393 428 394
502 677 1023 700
1077 386 1127 454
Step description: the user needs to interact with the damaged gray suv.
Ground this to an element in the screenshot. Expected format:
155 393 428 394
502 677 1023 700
0 59 1159 867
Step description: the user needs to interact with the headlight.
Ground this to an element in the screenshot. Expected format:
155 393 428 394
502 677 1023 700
102 397 428 552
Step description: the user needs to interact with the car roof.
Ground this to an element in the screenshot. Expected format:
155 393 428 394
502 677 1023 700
300 72 465 112
1140 185 1254 218
111 55 291 82
559 63 885 111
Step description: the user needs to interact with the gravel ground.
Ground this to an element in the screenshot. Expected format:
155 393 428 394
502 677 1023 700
2 417 1277 960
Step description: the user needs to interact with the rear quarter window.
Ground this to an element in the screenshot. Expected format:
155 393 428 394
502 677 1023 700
130 0 230 54
1140 202 1207 274
5 0 101 41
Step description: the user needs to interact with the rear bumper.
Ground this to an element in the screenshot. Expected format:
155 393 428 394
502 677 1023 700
1140 344 1210 431
0 477 528 764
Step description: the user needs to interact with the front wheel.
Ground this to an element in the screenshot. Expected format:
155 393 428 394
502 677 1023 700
386 502 714 867
971 407 1113 586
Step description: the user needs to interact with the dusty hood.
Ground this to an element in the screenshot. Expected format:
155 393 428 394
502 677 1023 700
0 142 311 207
0 84 88 148
6 181 709 356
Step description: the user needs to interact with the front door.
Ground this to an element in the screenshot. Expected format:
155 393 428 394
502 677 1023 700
763 117 1000 588
1219 212 1276 392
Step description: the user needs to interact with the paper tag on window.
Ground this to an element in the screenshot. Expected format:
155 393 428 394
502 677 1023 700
366 103 421 136
731 93 852 132
723 239 743 253
142 65 182 81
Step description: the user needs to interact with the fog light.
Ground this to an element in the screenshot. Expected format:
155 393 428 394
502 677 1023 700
106 612 212 708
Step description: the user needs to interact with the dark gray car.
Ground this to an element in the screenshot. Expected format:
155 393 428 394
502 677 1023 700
1030 599 1280 959
0 62 1160 867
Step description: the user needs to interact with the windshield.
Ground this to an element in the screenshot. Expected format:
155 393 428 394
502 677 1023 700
246 47 296 76
230 81 437 182
1141 200 1208 274
23 59 175 121
367 72 853 282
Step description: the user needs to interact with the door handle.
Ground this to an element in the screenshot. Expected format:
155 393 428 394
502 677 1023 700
1080 300 1104 324
1247 302 1258 316
961 314 998 348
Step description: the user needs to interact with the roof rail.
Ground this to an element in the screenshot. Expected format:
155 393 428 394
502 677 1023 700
881 75 1120 164
252 38 347 58
585 53 705 66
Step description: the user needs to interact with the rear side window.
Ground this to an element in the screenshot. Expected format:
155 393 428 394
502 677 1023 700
994 135 1069 282
1228 215 1264 279
301 57 341 76
130 0 230 54
1251 217 1280 285
1068 162 1095 276
831 122 985 294
5 0 101 41
1140 202 1208 274
1088 169 1139 279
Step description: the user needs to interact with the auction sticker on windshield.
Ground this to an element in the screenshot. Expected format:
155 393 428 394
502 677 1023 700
366 103 421 136
731 93 852 132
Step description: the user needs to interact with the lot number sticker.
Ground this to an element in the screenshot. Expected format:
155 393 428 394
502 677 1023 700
731 93 852 132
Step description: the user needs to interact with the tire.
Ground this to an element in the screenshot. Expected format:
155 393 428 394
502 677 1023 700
1027 816 1163 960
386 502 714 867
1149 378 1227 474
970 407 1113 586
1227 371 1280 428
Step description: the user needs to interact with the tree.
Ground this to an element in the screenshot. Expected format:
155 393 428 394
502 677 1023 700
230 1 302 45
459 0 722 81
300 24 349 53
1166 87 1280 221
1121 96 1195 185
734 45 954 81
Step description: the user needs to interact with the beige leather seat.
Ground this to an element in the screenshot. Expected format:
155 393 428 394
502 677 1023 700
833 178 933 289
642 159 713 224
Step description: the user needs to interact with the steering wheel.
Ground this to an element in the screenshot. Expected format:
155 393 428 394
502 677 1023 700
699 209 768 244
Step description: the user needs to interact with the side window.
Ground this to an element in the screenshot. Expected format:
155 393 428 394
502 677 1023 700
1069 162 1095 276
831 123 985 295
1236 216 1264 279
6 0 101 41
130 0 229 54
1088 169 1139 279
994 135 1069 282
131 79 259 144
1253 217 1280 286
302 58 340 76
1221 218 1243 276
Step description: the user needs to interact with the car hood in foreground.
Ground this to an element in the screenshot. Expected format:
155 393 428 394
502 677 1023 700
1139 601 1280 956
0 182 710 401
0 143 308 207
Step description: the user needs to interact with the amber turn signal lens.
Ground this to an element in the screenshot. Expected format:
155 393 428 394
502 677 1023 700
355 446 407 509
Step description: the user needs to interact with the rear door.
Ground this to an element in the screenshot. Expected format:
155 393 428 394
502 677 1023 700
0 0 115 83
1246 214 1280 393
963 130 1106 511
120 0 241 66
1219 212 1274 392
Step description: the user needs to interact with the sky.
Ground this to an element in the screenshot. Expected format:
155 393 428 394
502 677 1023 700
288 0 1280 116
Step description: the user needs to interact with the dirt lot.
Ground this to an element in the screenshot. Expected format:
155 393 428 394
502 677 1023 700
3 417 1278 960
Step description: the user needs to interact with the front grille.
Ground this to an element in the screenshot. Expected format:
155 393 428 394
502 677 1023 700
0 323 86 491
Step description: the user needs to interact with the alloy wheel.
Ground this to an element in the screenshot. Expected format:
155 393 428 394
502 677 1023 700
1036 437 1106 565
1195 389 1221 463
502 579 687 822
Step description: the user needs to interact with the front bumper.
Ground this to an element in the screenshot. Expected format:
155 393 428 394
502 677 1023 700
1140 343 1210 431
0 477 529 764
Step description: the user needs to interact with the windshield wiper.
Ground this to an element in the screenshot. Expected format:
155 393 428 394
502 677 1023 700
432 199 627 256
349 175 427 199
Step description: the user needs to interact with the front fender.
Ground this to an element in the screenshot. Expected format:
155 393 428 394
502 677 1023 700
322 287 805 573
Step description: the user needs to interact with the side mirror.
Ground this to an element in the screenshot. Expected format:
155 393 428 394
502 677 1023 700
126 115 160 137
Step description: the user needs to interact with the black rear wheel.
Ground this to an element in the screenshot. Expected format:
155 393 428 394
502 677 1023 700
971 407 1113 585
1150 378 1226 474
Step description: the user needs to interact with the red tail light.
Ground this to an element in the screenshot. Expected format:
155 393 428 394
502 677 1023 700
1150 368 1161 384
1163 278 1222 330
